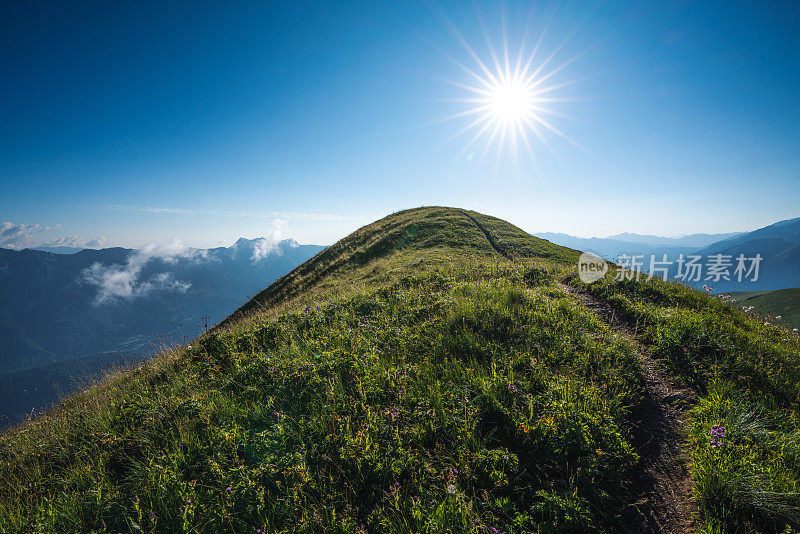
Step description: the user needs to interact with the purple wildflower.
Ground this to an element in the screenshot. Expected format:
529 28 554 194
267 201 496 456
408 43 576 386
710 425 726 447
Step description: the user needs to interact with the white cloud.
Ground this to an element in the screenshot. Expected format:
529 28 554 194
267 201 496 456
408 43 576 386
84 236 108 249
39 235 84 248
251 219 288 261
0 222 42 249
1 222 112 251
82 238 198 305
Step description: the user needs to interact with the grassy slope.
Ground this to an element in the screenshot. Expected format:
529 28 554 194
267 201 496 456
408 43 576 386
0 207 798 533
727 288 800 331
570 274 800 532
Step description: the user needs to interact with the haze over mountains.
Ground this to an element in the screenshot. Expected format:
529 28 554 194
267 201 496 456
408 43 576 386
533 231 742 263
535 231 743 256
695 217 800 291
537 216 800 292
0 237 323 426
0 238 323 371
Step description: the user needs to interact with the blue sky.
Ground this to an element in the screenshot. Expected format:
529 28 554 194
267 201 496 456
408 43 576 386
2 1 799 249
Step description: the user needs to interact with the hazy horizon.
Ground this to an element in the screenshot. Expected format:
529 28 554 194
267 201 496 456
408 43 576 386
2 207 787 251
2 207 775 251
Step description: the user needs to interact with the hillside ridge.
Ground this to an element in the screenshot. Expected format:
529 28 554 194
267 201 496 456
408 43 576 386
1 207 798 533
220 207 575 327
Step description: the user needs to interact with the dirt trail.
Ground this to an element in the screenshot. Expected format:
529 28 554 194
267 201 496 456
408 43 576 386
560 283 696 533
463 211 697 531
461 211 512 260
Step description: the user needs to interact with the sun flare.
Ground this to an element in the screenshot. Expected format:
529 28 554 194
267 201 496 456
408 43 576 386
437 13 587 167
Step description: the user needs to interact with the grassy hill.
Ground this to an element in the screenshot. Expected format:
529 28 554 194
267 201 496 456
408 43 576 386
1 207 799 533
727 288 800 331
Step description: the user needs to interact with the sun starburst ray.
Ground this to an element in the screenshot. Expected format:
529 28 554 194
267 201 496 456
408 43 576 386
433 4 590 168
443 111 497 146
446 22 502 89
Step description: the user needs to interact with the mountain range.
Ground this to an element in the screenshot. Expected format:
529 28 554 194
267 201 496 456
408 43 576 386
537 217 800 292
0 238 323 426
695 216 800 291
0 238 323 371
535 231 742 257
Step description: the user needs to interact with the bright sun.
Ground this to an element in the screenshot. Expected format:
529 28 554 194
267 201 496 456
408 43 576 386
438 12 586 166
487 77 534 124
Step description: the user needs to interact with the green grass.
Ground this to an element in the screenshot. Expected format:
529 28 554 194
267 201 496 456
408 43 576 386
727 288 800 331
0 271 646 532
1 207 799 533
569 272 800 532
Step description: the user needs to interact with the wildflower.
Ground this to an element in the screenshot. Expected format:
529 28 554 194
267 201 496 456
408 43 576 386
710 425 726 446
226 486 232 493
507 383 518 393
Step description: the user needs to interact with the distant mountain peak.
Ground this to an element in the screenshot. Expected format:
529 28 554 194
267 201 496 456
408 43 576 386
602 232 743 248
